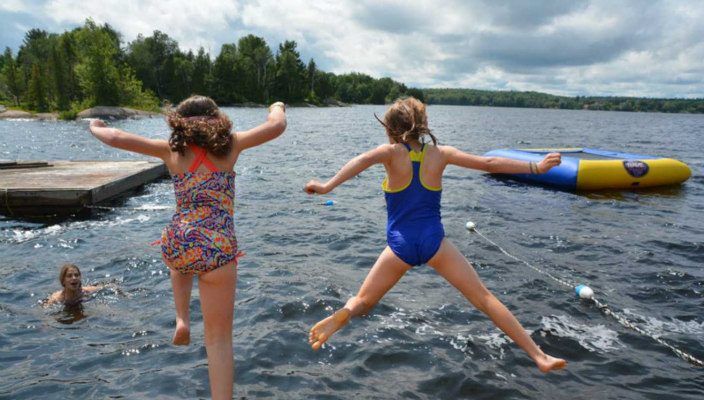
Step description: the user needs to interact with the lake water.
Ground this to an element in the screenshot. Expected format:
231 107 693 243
1 105 703 399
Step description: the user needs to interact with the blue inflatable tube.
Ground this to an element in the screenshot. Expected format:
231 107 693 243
482 148 691 191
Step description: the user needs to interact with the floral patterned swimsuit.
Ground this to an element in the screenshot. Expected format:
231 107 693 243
161 143 239 275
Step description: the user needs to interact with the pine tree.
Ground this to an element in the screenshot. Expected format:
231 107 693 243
27 63 48 111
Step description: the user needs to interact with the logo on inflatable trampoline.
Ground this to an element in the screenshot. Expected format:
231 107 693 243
623 160 649 177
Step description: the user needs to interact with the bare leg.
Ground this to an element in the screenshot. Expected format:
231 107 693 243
427 239 566 373
198 261 237 400
169 267 193 345
310 246 411 350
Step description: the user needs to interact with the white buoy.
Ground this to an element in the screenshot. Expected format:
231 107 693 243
575 285 594 300
465 221 476 231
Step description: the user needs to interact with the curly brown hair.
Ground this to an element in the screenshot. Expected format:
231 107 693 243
378 97 437 146
167 95 233 156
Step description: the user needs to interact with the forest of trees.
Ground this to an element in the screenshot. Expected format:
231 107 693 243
1 20 702 118
423 88 704 114
0 20 421 118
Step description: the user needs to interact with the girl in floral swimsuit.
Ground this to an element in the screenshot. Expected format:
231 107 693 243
89 96 286 400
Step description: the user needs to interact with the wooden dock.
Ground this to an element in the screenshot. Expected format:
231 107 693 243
0 160 168 217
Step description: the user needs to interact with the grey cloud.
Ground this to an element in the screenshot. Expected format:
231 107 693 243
352 2 430 34
472 31 636 69
466 0 586 30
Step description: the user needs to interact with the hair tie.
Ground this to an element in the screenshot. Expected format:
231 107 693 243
373 113 388 128
184 115 218 122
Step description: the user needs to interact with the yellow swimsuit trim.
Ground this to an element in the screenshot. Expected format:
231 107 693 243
383 145 442 193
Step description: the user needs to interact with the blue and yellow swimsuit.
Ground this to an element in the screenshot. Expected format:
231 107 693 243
383 143 444 266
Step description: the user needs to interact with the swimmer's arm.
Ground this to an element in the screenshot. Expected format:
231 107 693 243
305 145 393 194
44 291 63 307
443 146 561 174
83 282 115 294
82 285 102 293
233 104 286 152
89 119 171 160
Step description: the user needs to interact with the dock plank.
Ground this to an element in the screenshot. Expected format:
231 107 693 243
0 161 168 217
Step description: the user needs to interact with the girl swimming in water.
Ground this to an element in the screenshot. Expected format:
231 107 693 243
304 97 565 373
46 264 103 306
89 96 286 399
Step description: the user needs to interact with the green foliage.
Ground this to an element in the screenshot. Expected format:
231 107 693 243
1 47 24 106
406 88 425 103
126 31 181 101
27 63 49 112
212 43 242 104
58 109 78 120
274 41 307 103
116 65 160 111
237 35 273 103
191 47 213 96
74 20 122 106
313 71 336 100
7 22 701 114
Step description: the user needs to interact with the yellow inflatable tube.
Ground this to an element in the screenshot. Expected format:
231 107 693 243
577 158 692 190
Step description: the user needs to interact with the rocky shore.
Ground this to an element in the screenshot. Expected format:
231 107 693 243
0 101 347 121
76 106 159 119
0 106 160 120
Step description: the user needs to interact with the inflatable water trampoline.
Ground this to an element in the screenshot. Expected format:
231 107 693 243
483 148 691 191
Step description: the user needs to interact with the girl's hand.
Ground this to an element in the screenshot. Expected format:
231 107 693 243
89 119 107 133
268 102 285 113
304 180 328 194
537 152 561 173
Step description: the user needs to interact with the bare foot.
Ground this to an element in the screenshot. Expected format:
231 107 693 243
172 321 190 346
535 354 566 372
309 308 351 350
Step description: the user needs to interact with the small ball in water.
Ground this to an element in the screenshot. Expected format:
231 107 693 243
575 285 594 299
465 221 476 231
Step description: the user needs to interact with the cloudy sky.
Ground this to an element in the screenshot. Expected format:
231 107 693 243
1 0 703 98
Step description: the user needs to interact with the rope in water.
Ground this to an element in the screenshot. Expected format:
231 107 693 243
465 222 703 367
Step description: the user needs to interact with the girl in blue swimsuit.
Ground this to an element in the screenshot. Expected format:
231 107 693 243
304 97 566 373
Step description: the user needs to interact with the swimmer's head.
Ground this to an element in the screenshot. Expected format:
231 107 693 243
376 97 437 145
59 264 82 290
167 95 233 156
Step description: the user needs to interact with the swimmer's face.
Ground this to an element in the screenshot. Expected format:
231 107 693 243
62 267 82 290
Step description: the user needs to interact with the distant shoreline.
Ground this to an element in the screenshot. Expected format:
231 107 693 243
422 88 704 114
2 95 703 121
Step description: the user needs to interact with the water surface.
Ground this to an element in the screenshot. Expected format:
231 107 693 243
1 106 703 399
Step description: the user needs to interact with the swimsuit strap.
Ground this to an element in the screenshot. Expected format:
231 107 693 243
401 142 425 154
187 143 218 172
403 142 426 163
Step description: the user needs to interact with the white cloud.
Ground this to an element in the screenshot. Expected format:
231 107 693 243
1 0 702 98
0 0 35 13
43 0 241 52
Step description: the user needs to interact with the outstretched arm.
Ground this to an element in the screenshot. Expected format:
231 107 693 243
444 146 561 174
44 291 63 307
83 283 110 293
305 145 393 194
233 102 287 152
89 119 171 160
